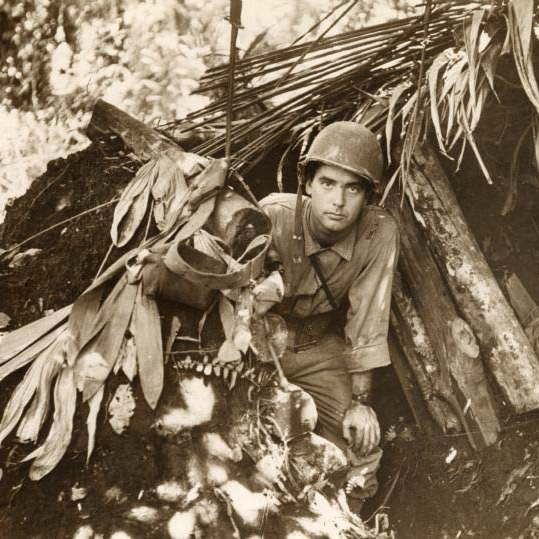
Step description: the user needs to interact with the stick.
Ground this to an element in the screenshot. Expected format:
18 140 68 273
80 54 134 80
225 0 242 165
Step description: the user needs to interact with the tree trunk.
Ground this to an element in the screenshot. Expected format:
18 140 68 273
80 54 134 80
389 195 499 446
86 99 184 160
407 144 539 413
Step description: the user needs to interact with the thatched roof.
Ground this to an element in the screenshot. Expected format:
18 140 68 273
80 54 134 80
162 0 538 205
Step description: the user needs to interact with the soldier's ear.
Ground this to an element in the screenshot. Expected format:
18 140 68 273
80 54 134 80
305 179 312 196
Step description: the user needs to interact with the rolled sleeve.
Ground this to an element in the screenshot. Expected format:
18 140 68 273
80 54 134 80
344 213 400 374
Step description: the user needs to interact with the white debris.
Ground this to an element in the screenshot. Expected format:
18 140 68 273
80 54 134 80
207 461 229 486
220 480 278 527
167 510 196 539
70 483 88 501
127 505 160 524
108 384 136 435
203 433 239 462
445 447 458 464
156 481 185 503
110 533 133 539
155 377 215 435
194 498 220 526
73 525 94 539
104 486 125 503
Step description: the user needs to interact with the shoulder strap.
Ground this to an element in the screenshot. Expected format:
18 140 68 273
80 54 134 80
309 254 339 311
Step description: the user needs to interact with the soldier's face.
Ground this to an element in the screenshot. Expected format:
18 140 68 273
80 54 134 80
306 163 367 239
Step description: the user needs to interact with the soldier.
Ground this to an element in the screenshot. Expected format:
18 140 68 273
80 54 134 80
260 121 400 505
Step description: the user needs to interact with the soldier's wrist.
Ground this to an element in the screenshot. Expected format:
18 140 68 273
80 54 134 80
351 391 371 406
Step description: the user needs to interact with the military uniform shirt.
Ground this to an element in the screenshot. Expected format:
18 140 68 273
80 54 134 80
260 193 400 374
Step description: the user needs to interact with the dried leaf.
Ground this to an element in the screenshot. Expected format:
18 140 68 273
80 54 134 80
0 305 71 364
152 154 188 231
219 294 235 341
133 285 163 409
459 103 492 183
0 323 66 383
502 124 530 215
509 0 539 115
68 287 103 344
534 117 539 172
8 248 42 268
108 383 136 435
24 366 77 480
463 9 485 115
122 337 138 381
86 385 104 463
111 159 157 247
385 82 410 163
78 281 138 401
0 347 53 446
16 344 63 444
428 51 453 153
480 33 503 93
75 351 109 393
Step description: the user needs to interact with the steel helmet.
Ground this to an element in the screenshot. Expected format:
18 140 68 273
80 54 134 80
301 121 383 189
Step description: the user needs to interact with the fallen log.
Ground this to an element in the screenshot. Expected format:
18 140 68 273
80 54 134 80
389 196 499 447
407 144 539 414
86 99 184 160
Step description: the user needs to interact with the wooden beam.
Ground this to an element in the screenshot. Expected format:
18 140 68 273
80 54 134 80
388 196 499 447
407 144 539 414
86 99 184 160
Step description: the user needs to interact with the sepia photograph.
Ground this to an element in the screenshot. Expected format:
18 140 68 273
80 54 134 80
0 0 538 537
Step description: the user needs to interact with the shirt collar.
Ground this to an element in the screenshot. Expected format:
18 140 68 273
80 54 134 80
302 199 356 261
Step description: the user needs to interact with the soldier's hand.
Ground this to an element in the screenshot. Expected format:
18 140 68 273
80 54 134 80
342 402 380 456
